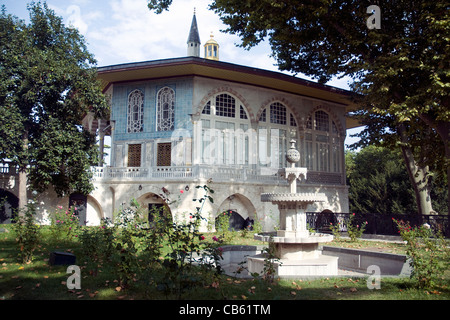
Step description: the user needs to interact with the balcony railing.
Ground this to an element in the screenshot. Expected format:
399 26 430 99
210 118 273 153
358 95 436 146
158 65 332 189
91 165 344 185
91 165 287 185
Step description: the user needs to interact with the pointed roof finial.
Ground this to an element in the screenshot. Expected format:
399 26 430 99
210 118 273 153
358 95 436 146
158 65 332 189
187 10 200 45
187 9 201 57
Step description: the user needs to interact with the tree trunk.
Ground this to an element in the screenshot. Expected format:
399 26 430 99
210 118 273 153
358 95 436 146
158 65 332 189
18 131 28 213
435 121 450 215
18 168 28 213
398 125 434 215
417 115 450 215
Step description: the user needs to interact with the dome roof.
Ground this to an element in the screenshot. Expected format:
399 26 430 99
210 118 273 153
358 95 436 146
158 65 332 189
205 33 219 46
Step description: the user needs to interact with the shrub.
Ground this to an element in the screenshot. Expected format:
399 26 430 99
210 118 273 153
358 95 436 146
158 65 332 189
215 210 233 242
78 218 116 276
49 206 80 241
394 218 450 290
12 201 40 264
346 213 368 242
329 221 341 240
160 184 223 298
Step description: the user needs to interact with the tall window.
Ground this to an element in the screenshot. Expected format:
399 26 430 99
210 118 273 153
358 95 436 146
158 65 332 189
199 93 250 165
258 102 298 168
303 110 341 173
157 87 175 131
127 89 144 133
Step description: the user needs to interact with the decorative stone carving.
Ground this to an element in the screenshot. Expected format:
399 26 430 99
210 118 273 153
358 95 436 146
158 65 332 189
286 139 300 164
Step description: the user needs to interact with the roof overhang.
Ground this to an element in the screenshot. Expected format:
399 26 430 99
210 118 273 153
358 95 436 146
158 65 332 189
97 57 361 129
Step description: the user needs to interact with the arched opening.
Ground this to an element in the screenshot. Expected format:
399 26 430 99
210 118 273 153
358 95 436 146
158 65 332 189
69 193 87 226
136 192 172 227
0 189 19 224
216 193 256 231
85 196 103 226
314 209 337 234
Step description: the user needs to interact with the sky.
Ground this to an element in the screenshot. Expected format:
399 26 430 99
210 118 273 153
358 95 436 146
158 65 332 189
2 0 362 148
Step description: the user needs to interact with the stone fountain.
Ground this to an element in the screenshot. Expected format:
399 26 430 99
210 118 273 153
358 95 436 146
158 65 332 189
248 140 338 277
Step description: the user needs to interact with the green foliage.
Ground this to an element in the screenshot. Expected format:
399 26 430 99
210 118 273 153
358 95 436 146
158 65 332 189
394 219 450 290
49 206 80 241
329 221 341 241
345 213 368 242
12 201 40 263
77 218 116 276
0 2 109 197
260 239 281 284
346 146 447 214
161 184 224 298
215 210 233 242
346 146 416 214
76 185 227 298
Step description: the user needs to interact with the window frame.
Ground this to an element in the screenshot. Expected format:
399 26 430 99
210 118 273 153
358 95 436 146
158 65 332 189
127 89 144 133
156 86 175 132
199 92 251 165
303 110 342 173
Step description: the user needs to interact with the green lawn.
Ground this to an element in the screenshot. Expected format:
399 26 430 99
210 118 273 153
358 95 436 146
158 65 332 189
1 224 449 300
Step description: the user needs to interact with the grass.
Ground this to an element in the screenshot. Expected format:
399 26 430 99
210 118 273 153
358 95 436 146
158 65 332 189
1 224 449 300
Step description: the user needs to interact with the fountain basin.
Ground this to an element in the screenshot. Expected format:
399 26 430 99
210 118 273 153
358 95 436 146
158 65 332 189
254 232 333 244
254 233 334 260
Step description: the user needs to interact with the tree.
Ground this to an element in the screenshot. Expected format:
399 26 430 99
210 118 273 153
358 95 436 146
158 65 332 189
0 2 108 209
147 0 449 214
346 146 447 214
347 146 417 214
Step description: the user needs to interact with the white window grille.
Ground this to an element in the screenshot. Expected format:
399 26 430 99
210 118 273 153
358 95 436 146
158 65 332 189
270 102 286 125
127 89 144 133
258 102 298 168
303 110 342 173
216 94 235 118
199 93 251 165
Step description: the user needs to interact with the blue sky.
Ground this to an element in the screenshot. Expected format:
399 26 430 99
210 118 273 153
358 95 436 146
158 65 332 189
3 0 362 148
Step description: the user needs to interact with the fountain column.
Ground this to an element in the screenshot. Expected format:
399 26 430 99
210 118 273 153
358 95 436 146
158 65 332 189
248 140 339 277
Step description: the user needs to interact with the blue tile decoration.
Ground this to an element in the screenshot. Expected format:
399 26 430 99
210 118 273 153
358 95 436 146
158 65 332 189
111 78 193 141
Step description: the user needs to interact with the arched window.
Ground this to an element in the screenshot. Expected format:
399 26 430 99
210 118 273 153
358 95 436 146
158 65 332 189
199 93 251 165
127 89 144 133
303 110 342 173
156 87 175 131
258 102 298 169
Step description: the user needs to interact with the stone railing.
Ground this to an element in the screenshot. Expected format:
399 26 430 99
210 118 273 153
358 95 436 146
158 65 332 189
91 165 287 185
